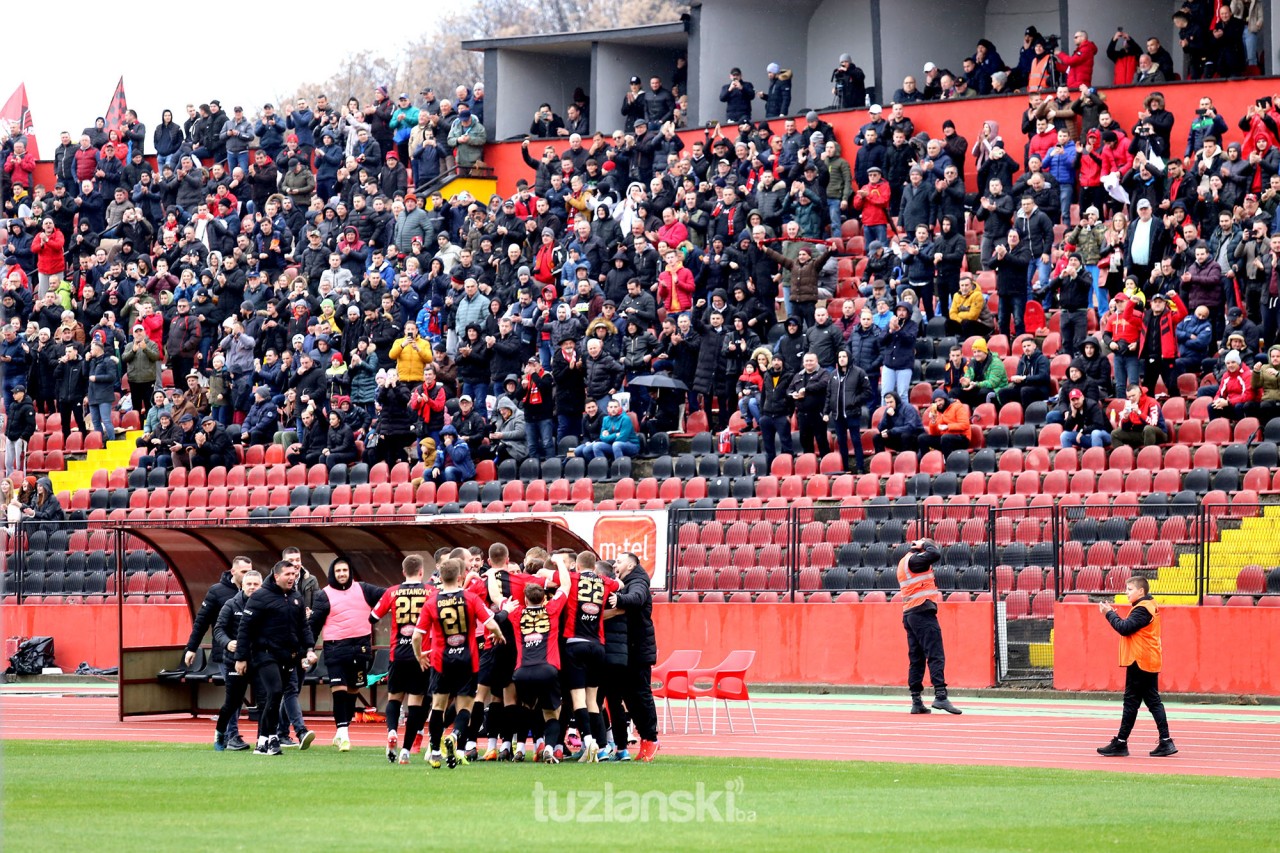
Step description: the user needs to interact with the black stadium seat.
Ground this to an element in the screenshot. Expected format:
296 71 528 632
563 457 586 481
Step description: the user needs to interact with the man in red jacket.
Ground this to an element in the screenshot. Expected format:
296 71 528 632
73 135 99 183
30 219 66 298
853 166 891 246
3 141 35 195
1056 31 1098 87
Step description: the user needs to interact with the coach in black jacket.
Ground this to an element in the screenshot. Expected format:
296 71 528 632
211 562 259 751
235 561 317 755
599 561 632 757
183 563 248 668
612 552 659 759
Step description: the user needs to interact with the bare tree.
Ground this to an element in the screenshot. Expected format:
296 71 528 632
286 0 685 104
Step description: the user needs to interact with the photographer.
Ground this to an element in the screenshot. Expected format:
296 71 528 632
718 68 756 124
831 54 867 109
1185 98 1228 159
529 104 564 139
52 341 89 438
389 320 433 385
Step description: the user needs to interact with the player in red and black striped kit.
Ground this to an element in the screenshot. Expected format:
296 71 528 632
560 551 621 763
370 554 431 764
496 560 569 764
412 557 503 769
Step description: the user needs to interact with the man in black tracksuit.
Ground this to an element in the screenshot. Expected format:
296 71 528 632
235 560 317 755
1045 252 1093 356
183 561 250 747
213 566 261 751
612 552 660 762
598 561 632 759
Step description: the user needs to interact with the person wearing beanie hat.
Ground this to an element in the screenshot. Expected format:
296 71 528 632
306 552 386 750
957 330 1007 408
760 62 792 118
1136 284 1186 400
832 53 866 109
447 101 487 171
719 67 756 124
919 386 971 458
897 535 959 714
1045 252 1091 356
1212 348 1253 422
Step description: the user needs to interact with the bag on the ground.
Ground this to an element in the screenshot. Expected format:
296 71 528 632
6 636 55 674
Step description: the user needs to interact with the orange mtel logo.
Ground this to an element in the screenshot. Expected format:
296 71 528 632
593 517 658 574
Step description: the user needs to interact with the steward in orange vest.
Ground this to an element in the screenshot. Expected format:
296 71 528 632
897 538 961 715
1097 576 1177 758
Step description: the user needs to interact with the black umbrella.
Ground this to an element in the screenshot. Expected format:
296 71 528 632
627 374 688 391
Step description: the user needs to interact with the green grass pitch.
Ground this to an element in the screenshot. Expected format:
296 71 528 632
3 741 1275 851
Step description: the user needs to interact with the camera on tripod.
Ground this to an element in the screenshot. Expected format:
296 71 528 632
1044 33 1061 51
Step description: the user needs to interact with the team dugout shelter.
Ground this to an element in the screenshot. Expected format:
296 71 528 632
116 518 593 720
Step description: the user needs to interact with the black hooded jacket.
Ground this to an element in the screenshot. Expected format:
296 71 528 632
185 570 239 664
614 566 656 666
213 589 252 660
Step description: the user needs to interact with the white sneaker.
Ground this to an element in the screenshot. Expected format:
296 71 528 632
542 745 559 765
580 735 599 763
398 749 411 765
337 730 351 752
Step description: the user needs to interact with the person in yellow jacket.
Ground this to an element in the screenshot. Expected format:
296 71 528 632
389 322 433 385
1097 576 1177 757
898 538 961 715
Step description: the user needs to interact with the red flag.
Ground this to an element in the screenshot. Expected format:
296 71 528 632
104 76 128 135
0 83 39 159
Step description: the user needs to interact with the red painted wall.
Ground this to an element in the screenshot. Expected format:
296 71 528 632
6 600 1278 694
482 77 1280 198
652 602 996 688
1054 603 1280 696
26 79 1276 207
2 604 191 670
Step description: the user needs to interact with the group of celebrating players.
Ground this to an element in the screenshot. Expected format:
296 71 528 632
202 541 660 765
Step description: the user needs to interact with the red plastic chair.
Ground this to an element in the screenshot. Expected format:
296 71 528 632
651 650 703 734
686 650 758 736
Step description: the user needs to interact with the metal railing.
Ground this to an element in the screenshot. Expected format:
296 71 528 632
665 498 1280 606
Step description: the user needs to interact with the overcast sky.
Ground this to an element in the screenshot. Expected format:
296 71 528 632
1 0 438 154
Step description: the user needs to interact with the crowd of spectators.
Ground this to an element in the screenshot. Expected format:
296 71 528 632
0 1 1275 489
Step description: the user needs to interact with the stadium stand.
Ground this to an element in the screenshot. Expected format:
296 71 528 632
3 11 1280 643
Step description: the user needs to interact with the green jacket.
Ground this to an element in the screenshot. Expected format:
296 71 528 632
122 338 161 384
965 352 1008 392
825 145 853 203
1065 223 1105 264
447 118 488 167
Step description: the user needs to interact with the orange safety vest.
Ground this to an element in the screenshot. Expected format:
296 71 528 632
897 553 943 611
1118 598 1162 672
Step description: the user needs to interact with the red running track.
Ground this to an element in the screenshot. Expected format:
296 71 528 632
2 694 1277 779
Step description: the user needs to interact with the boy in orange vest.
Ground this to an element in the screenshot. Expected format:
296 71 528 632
1097 576 1177 757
